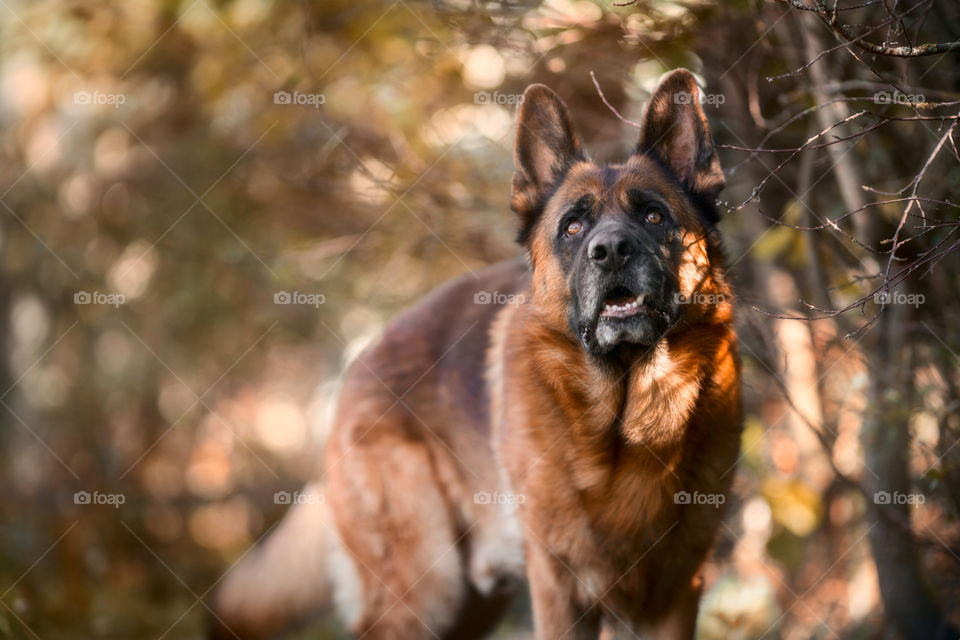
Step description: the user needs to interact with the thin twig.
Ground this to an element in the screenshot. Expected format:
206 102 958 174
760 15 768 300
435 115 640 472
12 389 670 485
589 70 642 130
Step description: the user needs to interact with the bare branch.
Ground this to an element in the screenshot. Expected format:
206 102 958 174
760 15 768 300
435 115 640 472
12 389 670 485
779 0 960 57
588 70 641 130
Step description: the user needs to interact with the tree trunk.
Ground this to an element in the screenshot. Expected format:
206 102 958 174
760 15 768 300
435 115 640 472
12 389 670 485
862 300 959 640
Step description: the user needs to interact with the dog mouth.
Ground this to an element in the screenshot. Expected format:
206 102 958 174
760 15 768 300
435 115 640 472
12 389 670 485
578 282 673 354
597 286 663 320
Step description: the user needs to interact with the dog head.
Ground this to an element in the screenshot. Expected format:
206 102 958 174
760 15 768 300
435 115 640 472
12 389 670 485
511 70 731 360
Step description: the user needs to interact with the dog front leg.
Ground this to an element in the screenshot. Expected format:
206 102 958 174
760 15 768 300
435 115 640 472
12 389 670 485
642 574 702 640
526 540 600 640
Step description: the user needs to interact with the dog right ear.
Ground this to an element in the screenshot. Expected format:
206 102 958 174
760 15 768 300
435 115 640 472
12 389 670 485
511 84 584 242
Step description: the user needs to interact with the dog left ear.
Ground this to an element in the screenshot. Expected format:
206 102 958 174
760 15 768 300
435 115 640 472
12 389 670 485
512 84 585 240
636 69 724 203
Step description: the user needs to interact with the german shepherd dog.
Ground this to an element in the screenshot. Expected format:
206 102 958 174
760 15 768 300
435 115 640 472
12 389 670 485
212 69 741 640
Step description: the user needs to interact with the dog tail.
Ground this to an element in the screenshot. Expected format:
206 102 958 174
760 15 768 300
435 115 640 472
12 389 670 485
209 482 357 639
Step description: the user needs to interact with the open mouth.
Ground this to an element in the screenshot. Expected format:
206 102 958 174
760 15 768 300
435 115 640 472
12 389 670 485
599 286 649 319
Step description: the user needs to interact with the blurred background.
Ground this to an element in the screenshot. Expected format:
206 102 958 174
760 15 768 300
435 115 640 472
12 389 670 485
0 0 959 638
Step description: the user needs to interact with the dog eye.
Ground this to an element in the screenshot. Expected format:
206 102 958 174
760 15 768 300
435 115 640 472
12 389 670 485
645 208 664 225
565 219 584 236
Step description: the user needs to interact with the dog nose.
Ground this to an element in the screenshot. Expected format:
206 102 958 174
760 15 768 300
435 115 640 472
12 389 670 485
588 228 637 270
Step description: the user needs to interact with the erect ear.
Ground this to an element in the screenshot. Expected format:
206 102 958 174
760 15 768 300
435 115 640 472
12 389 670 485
511 84 585 239
637 69 724 203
